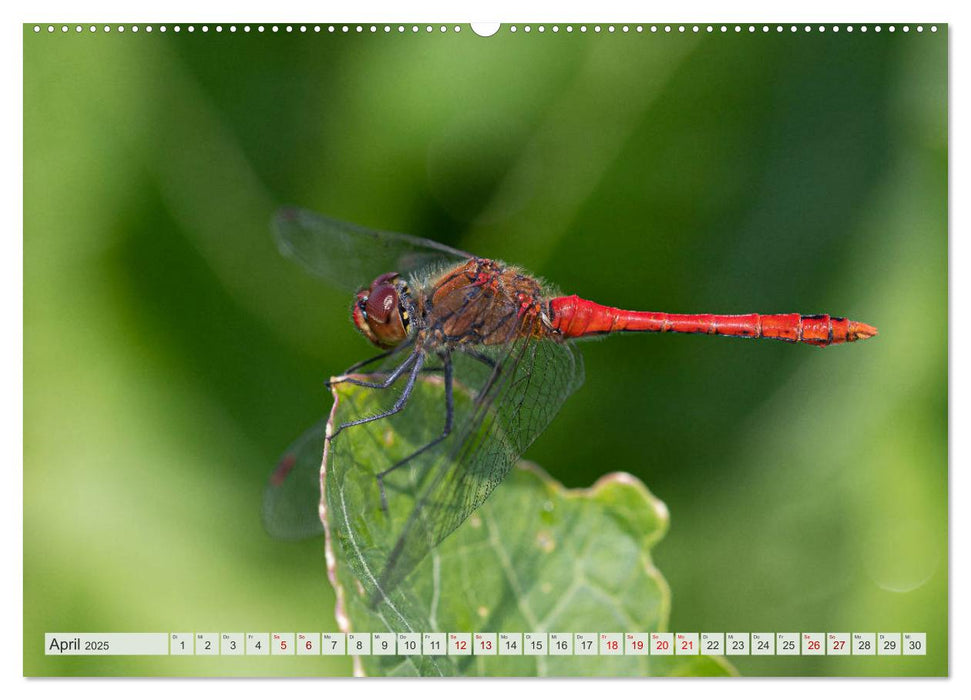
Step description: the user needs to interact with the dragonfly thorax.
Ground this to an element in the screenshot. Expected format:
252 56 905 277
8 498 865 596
352 272 417 348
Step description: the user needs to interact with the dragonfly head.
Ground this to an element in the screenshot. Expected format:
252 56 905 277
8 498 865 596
352 272 414 348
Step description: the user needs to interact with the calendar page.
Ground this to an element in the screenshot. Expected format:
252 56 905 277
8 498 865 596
23 14 947 679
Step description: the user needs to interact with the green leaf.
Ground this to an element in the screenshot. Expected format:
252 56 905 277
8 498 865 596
322 377 736 677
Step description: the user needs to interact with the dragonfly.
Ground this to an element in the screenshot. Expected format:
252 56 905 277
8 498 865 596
263 207 877 607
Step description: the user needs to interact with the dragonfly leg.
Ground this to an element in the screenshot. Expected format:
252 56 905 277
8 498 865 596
327 340 416 387
330 352 426 440
376 352 454 514
333 351 417 390
467 349 496 369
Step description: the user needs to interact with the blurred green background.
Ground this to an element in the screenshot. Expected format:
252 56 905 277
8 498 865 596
24 24 947 676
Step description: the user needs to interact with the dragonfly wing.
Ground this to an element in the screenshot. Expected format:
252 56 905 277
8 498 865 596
262 418 328 540
274 207 473 291
374 336 585 603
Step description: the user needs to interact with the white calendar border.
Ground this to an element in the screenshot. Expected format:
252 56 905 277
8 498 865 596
8 0 964 699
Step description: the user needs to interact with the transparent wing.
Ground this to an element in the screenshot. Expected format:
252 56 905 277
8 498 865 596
274 207 472 291
262 418 327 540
322 332 584 610
374 337 584 602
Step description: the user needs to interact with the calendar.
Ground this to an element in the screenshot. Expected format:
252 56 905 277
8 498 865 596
44 632 927 657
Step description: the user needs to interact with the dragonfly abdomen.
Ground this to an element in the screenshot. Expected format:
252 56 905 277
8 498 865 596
548 295 877 347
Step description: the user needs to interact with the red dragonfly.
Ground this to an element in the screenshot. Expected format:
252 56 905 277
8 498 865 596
263 207 876 605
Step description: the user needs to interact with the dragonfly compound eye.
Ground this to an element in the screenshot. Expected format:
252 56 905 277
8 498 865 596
351 277 409 348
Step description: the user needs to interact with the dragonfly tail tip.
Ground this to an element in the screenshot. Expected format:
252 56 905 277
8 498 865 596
847 320 878 342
